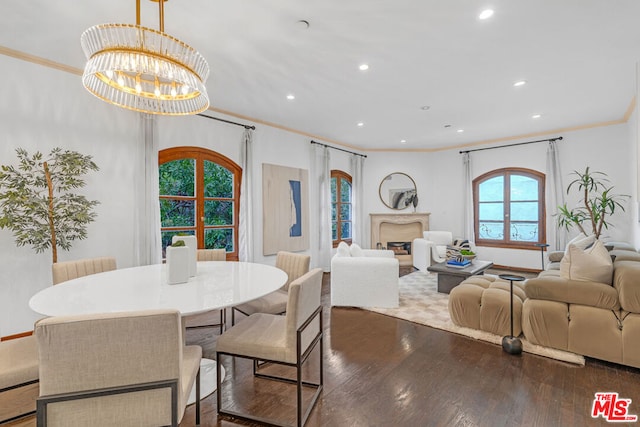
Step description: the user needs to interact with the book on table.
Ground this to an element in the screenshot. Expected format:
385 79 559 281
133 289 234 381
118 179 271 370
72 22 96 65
446 259 471 268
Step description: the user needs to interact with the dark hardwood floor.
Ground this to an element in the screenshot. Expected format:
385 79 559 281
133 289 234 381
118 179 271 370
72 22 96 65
9 269 640 426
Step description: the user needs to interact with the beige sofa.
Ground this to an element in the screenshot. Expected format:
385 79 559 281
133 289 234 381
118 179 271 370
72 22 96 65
523 247 640 368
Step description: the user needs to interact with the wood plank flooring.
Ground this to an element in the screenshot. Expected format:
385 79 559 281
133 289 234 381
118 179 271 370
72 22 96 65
8 270 640 426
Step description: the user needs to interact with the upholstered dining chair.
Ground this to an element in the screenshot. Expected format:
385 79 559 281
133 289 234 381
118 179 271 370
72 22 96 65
216 268 323 427
231 251 311 325
51 256 117 285
185 249 228 333
35 309 201 427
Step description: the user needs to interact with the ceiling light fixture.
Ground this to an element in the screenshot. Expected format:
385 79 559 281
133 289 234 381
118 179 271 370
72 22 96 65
286 94 295 100
457 129 465 133
532 114 541 119
513 80 527 87
80 0 210 115
357 122 364 127
400 140 407 144
420 105 431 111
479 9 494 20
359 64 369 71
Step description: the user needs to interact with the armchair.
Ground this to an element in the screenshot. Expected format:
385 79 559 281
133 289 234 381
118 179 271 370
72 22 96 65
412 231 454 272
330 243 399 308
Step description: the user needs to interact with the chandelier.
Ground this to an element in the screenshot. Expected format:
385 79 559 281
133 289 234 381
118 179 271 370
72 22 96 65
80 0 210 115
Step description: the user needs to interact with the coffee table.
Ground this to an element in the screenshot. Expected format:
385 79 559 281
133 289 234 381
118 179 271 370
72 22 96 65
427 260 493 293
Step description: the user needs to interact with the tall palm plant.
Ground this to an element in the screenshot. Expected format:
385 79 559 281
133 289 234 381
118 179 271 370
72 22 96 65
557 167 628 239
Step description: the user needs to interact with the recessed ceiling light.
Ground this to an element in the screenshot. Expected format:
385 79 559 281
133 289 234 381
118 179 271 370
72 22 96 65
400 140 407 144
297 20 310 29
444 124 451 128
532 114 541 119
479 9 494 20
513 80 527 87
359 64 369 71
420 105 431 111
286 94 295 100
457 129 464 133
357 122 364 127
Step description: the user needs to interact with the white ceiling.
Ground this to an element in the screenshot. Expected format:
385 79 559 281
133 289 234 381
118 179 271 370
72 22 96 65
3 0 640 151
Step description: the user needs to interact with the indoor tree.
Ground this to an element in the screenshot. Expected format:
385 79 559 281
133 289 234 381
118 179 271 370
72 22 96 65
557 167 628 240
0 148 100 263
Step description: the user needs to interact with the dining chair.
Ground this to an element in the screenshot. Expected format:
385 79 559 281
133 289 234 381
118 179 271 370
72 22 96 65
35 309 201 427
231 251 311 325
184 249 228 333
51 256 117 285
216 268 323 427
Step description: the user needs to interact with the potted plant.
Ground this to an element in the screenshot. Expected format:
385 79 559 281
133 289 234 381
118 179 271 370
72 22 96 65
0 148 100 263
556 167 628 240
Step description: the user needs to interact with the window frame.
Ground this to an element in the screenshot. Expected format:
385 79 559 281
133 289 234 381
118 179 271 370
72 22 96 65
159 146 242 260
473 167 546 250
331 170 353 248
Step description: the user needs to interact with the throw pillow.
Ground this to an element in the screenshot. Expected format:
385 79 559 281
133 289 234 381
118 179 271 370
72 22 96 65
566 233 596 252
336 241 351 257
560 240 613 285
350 243 364 257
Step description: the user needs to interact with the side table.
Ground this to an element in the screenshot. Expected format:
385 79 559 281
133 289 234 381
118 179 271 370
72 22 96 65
498 274 526 355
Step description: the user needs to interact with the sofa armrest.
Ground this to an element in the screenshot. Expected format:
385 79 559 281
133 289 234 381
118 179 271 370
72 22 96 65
524 276 620 310
614 261 640 313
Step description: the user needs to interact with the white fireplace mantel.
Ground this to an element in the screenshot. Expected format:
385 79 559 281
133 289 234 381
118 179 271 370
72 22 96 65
369 213 430 249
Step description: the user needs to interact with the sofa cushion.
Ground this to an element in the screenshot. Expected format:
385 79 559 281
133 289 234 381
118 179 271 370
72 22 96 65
524 275 620 310
349 243 364 257
560 240 613 285
614 261 640 313
336 241 350 257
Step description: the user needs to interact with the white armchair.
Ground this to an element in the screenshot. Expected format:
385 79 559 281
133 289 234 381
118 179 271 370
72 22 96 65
412 231 454 272
330 243 399 308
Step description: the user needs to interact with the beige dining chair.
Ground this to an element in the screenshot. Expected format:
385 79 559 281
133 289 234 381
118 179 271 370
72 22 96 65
184 249 228 333
35 309 201 427
216 268 323 427
51 256 117 285
231 251 311 325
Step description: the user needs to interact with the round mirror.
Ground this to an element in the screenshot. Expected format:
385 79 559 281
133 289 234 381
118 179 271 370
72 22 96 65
379 172 417 210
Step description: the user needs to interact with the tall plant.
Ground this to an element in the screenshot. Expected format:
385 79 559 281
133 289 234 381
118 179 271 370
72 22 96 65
557 167 628 239
0 148 100 263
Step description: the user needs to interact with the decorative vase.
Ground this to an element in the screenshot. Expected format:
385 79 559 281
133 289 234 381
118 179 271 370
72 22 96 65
172 235 197 277
166 245 189 285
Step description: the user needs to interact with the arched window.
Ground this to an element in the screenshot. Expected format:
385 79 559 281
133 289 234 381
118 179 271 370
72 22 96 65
473 167 545 249
159 147 241 260
331 170 352 247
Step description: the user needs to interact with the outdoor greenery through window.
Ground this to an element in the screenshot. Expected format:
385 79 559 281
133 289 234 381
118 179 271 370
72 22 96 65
473 167 545 248
331 170 352 247
159 147 241 259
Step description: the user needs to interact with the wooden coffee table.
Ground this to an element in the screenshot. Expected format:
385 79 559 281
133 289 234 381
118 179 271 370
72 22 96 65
427 260 494 294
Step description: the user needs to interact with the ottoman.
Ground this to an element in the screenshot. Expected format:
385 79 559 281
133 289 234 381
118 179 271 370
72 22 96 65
448 275 527 337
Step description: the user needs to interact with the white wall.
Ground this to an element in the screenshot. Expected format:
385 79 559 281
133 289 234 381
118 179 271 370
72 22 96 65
1 53 636 336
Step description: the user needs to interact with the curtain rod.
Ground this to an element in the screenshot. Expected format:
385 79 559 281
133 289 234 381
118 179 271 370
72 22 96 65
459 136 563 154
197 113 256 130
310 140 367 158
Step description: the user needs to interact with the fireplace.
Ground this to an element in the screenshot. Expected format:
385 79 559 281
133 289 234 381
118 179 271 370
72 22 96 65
370 213 430 266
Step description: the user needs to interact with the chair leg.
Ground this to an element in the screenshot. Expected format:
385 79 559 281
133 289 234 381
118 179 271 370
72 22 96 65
196 369 201 426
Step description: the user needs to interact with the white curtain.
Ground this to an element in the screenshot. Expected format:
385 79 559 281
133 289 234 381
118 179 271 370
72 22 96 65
350 154 366 246
133 113 161 266
547 140 566 250
239 128 254 262
310 144 332 271
462 152 474 241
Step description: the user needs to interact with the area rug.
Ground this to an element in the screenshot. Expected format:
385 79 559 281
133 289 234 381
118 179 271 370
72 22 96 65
364 271 585 366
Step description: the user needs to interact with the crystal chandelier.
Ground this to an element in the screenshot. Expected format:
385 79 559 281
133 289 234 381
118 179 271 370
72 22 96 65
80 0 210 115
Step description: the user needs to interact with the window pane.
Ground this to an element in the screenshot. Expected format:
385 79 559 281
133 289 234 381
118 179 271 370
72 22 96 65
478 222 504 240
479 176 504 202
340 179 352 203
204 200 233 225
331 177 337 203
331 203 337 221
161 230 195 258
204 161 233 198
204 228 234 252
341 221 351 239
340 203 351 221
159 159 194 196
478 202 503 221
510 201 538 221
511 175 538 201
160 199 195 227
510 222 539 242
332 222 337 240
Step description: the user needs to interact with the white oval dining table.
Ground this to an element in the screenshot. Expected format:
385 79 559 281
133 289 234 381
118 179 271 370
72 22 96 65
29 261 288 404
